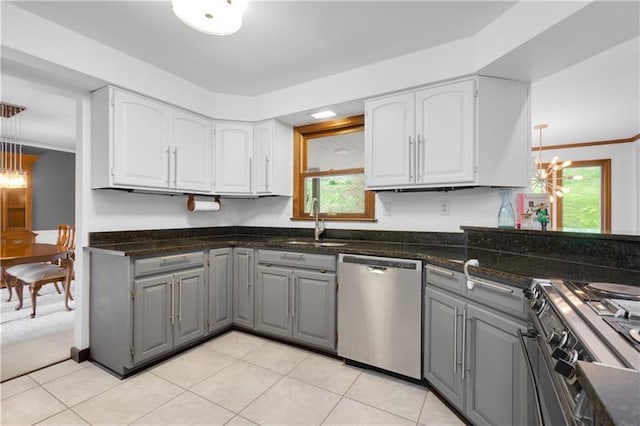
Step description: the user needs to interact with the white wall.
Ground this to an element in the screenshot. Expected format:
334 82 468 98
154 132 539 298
536 143 638 234
531 37 639 145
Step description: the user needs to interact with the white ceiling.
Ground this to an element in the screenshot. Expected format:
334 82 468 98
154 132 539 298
12 0 516 96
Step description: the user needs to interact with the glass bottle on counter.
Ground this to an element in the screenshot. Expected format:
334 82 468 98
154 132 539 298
497 189 516 229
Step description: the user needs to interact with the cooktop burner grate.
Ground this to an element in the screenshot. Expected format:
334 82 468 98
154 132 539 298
585 282 640 301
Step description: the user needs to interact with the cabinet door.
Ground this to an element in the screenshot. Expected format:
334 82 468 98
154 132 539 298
232 248 254 328
293 270 336 350
214 123 253 193
133 273 173 364
415 80 475 185
255 265 292 338
364 93 415 188
209 248 233 332
424 287 465 410
465 304 528 426
173 267 207 347
253 121 273 194
172 111 213 193
112 89 171 189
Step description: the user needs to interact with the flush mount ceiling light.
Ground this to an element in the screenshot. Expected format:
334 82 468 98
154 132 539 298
171 0 246 36
310 110 337 120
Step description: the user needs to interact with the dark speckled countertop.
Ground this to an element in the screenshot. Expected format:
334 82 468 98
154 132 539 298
576 362 640 426
87 226 640 288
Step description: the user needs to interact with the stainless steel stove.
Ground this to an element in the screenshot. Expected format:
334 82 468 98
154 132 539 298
519 279 640 425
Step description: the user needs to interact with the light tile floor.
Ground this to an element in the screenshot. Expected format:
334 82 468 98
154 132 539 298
0 331 465 425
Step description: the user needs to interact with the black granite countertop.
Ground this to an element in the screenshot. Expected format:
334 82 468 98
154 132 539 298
576 362 640 426
84 235 548 289
87 226 640 288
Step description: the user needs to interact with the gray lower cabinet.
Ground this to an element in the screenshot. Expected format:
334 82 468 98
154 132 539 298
425 271 529 426
208 248 233 333
255 250 337 351
90 250 207 376
133 266 207 365
232 248 255 328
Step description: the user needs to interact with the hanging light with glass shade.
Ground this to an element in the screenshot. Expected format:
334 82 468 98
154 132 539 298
531 123 582 201
171 0 247 36
0 103 28 189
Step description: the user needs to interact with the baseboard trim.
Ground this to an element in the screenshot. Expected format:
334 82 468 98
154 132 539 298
71 346 90 363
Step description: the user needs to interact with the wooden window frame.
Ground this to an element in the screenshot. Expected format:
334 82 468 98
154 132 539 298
555 159 611 232
291 115 375 221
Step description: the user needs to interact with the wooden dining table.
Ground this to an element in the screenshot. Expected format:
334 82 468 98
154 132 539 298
0 243 74 311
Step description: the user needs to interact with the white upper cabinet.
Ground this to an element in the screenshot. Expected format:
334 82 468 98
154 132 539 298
91 86 214 194
172 111 213 192
364 76 530 190
415 80 475 185
111 89 172 189
253 121 273 194
214 120 292 196
213 122 254 194
364 93 414 187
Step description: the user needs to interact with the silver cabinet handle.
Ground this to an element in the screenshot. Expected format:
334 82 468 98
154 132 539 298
249 157 253 192
417 134 423 181
247 254 252 292
461 306 467 381
426 265 455 278
453 306 458 374
166 145 171 187
170 277 175 325
292 272 296 317
282 252 304 259
173 147 178 187
265 155 270 191
471 278 514 294
287 274 291 317
408 136 413 181
178 276 182 322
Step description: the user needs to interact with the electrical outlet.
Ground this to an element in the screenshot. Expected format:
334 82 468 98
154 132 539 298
382 201 392 216
439 199 450 216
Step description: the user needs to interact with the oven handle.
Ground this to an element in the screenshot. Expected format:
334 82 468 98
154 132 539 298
518 329 546 426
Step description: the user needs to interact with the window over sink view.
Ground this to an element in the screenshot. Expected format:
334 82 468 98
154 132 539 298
292 115 375 221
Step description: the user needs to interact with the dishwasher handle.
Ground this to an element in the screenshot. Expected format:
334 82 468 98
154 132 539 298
367 265 387 273
340 255 419 271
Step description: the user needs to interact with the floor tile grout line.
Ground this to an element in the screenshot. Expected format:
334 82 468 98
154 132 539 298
127 387 190 425
236 372 288 420
319 394 344 425
416 388 429 426
40 364 123 409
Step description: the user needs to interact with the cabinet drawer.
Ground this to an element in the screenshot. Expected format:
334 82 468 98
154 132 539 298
425 264 466 295
257 250 336 272
134 252 205 278
466 278 526 320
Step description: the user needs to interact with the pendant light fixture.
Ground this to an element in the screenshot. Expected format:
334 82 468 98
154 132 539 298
171 0 246 36
0 103 28 189
531 123 582 201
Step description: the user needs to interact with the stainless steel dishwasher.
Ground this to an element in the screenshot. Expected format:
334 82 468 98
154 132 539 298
337 254 422 379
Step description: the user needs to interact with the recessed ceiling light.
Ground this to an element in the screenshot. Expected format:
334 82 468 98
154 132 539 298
310 110 337 119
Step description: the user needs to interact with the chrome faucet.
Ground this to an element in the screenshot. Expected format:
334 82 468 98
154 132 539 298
311 196 325 241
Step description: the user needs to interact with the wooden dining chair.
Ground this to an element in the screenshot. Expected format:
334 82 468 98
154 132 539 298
4 224 72 302
6 225 76 318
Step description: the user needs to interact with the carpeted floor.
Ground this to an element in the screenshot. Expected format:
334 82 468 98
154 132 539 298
1 282 75 382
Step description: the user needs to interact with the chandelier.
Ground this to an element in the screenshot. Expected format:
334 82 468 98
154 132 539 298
171 0 247 36
0 103 28 189
531 123 581 201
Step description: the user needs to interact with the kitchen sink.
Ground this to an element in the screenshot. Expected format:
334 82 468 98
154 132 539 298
285 240 347 247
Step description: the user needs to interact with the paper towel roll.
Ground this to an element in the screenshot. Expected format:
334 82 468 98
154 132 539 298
187 195 221 212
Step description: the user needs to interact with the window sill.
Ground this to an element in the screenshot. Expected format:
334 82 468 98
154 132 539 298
290 217 377 223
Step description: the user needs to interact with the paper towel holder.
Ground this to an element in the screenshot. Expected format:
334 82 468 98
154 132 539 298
187 194 222 212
